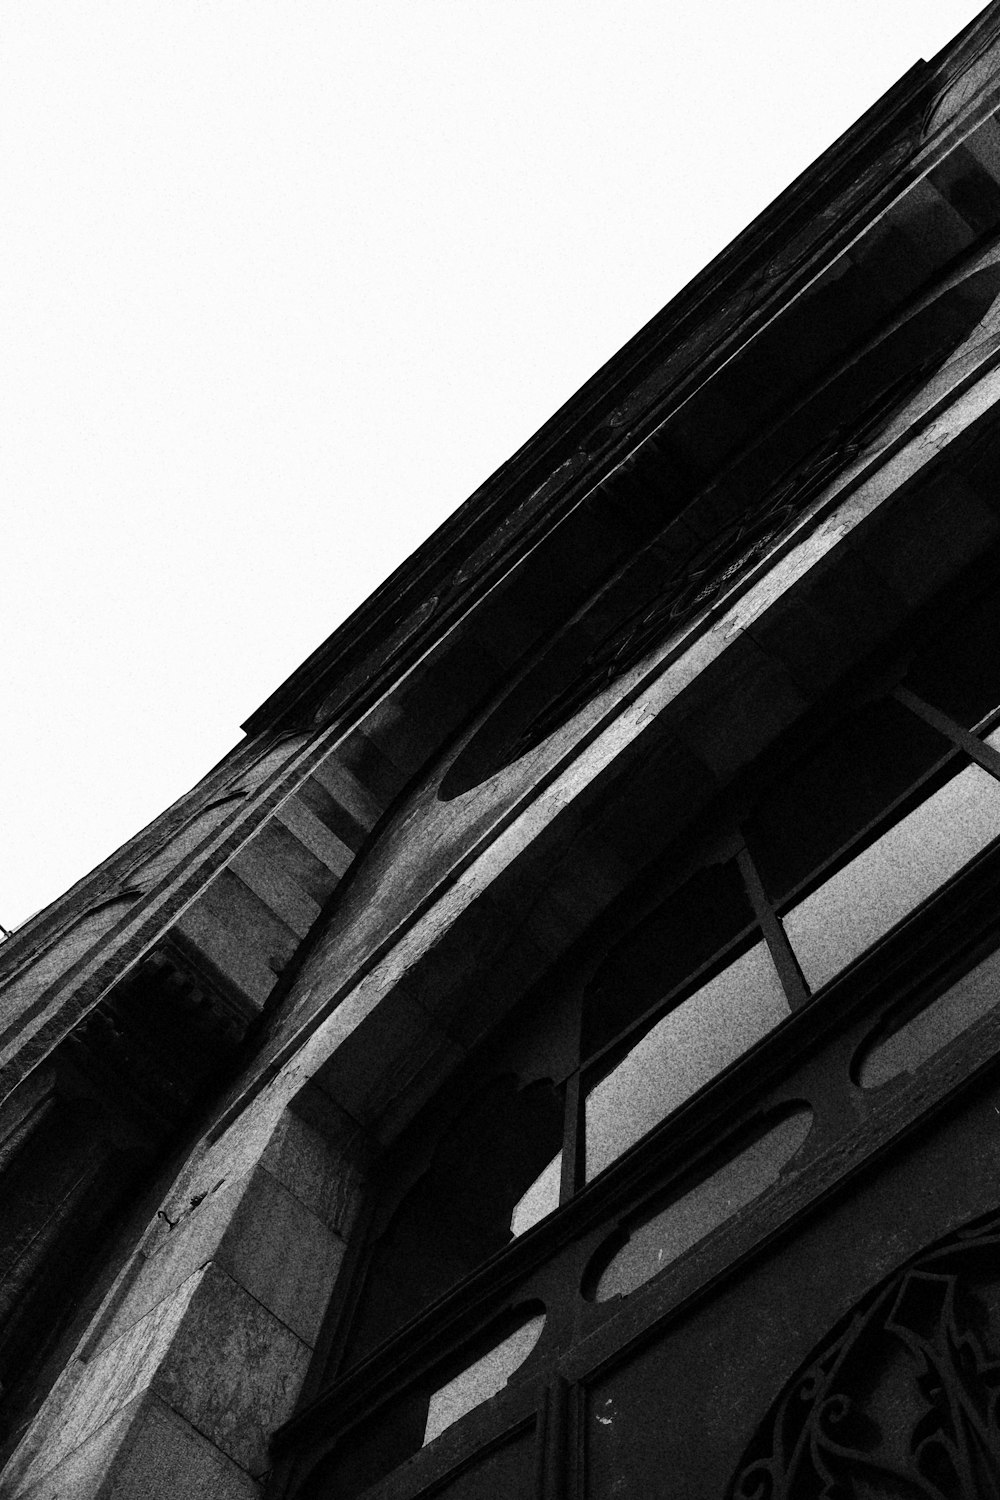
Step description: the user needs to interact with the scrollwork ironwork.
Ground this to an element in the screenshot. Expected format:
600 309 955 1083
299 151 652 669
728 1210 1000 1500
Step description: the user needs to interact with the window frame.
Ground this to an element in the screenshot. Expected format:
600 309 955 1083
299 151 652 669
272 572 1000 1500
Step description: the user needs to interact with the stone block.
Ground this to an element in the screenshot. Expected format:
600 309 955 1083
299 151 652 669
215 1166 345 1346
152 1262 310 1475
95 1176 255 1350
4 1272 206 1495
179 1084 290 1208
311 991 462 1137
192 869 301 973
103 1395 261 1500
13 1397 142 1500
235 817 341 906
275 798 354 877
262 1100 365 1236
172 899 277 1011
308 755 382 831
227 843 321 939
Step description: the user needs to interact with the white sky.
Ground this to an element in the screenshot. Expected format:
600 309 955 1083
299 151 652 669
1 0 991 930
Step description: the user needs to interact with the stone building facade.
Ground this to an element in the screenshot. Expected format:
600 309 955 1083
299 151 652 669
8 5 1000 1495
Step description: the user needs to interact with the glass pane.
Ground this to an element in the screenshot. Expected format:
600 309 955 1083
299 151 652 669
583 861 754 1057
745 697 948 903
592 1108 813 1301
344 1076 562 1368
858 945 1000 1089
423 1310 546 1446
784 763 1000 991
509 1152 561 1238
584 942 790 1181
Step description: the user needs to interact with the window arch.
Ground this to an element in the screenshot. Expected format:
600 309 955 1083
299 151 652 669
274 540 1000 1500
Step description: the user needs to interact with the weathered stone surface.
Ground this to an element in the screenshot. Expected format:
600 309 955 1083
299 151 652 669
13 1392 261 1500
262 1099 365 1236
129 799 246 894
227 843 321 939
4 1270 205 1495
152 1263 310 1475
95 1177 256 1351
104 1165 344 1351
312 990 463 1135
102 1396 261 1500
0 898 138 1035
173 1084 291 1212
275 799 353 877
14 1397 143 1500
216 1167 345 1346
308 755 382 831
173 898 277 1010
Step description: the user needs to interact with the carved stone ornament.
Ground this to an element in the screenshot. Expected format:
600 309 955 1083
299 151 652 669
508 360 936 764
728 1208 1000 1500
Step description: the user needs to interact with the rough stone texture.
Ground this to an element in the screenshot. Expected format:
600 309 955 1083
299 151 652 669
6 1251 312 1487
275 800 353 877
94 1176 258 1352
129 799 246 894
6 34 1000 1498
228 844 321 939
261 1096 365 1237
215 1168 345 1346
177 1087 292 1211
102 1398 261 1500
4 1270 206 1496
15 1398 143 1500
172 899 277 1010
2 1083 354 1495
15 1394 261 1500
308 755 382 831
152 1263 309 1475
0 898 138 1035
96 1164 343 1356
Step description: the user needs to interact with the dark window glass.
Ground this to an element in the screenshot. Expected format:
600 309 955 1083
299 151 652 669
583 860 754 1057
301 1309 544 1500
343 1077 562 1368
745 696 949 904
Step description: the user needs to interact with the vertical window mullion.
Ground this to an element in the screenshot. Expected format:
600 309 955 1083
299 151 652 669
894 685 1000 781
537 1374 570 1500
560 1070 583 1203
737 843 809 1009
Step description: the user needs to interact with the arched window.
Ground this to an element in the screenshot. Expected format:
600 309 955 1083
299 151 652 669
273 550 1000 1500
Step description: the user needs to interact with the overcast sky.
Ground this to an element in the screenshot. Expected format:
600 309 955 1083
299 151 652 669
1 0 991 930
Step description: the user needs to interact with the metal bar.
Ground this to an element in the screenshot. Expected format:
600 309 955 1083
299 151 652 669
737 844 810 1009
